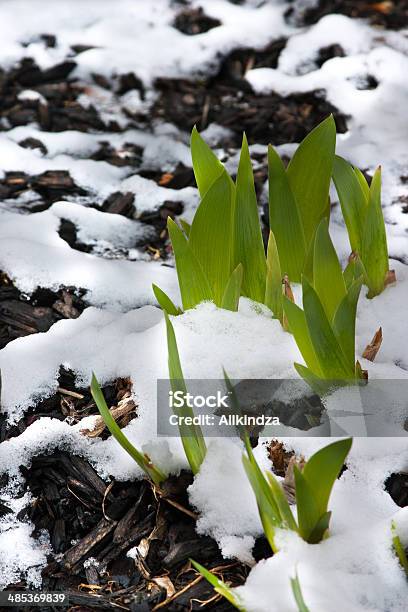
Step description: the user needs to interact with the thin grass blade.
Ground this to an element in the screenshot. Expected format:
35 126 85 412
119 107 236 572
290 572 311 612
265 471 297 531
190 560 246 611
165 313 206 474
90 373 166 485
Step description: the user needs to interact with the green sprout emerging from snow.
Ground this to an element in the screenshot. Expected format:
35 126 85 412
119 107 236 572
90 313 206 483
283 218 365 388
333 157 393 298
90 374 166 485
244 436 352 550
164 312 207 475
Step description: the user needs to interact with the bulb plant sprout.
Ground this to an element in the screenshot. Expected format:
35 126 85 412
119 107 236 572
243 436 352 549
154 126 290 321
268 115 336 283
283 219 365 388
333 156 393 298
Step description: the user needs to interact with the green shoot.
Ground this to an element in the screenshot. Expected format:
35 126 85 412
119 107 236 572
221 263 244 311
294 438 352 543
265 231 284 325
269 116 336 281
233 133 266 303
152 284 182 316
392 521 408 576
165 312 206 475
290 571 310 612
90 374 166 485
284 220 364 385
190 559 246 611
242 431 351 547
333 156 391 297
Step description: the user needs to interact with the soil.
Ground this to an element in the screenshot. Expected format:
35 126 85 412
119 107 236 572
0 5 407 609
286 0 408 30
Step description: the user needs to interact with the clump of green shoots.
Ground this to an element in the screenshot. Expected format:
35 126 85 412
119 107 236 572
333 156 394 298
243 436 352 549
283 219 366 388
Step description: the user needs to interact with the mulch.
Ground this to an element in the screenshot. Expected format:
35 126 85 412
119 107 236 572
0 4 407 608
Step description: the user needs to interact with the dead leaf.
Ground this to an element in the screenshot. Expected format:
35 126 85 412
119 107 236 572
362 327 383 362
385 269 396 287
283 455 305 505
80 397 136 437
152 576 176 599
159 172 174 186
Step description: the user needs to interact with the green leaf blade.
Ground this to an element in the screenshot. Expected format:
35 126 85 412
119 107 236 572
265 231 283 322
361 167 389 297
283 297 322 377
168 217 213 310
302 277 354 379
302 438 352 518
221 263 243 312
287 115 336 245
332 156 367 253
152 284 182 316
189 171 233 305
313 219 347 322
90 374 166 485
190 560 245 611
268 145 306 282
332 277 362 368
290 572 311 612
191 126 225 197
233 134 266 302
165 313 206 475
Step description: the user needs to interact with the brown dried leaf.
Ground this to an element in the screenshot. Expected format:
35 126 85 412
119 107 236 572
283 455 305 505
159 172 174 186
152 576 176 599
385 269 396 288
362 327 383 362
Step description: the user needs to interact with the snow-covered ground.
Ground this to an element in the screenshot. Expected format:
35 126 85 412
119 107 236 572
0 1 407 609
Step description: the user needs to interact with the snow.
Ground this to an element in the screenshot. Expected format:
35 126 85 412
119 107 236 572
0 0 407 607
